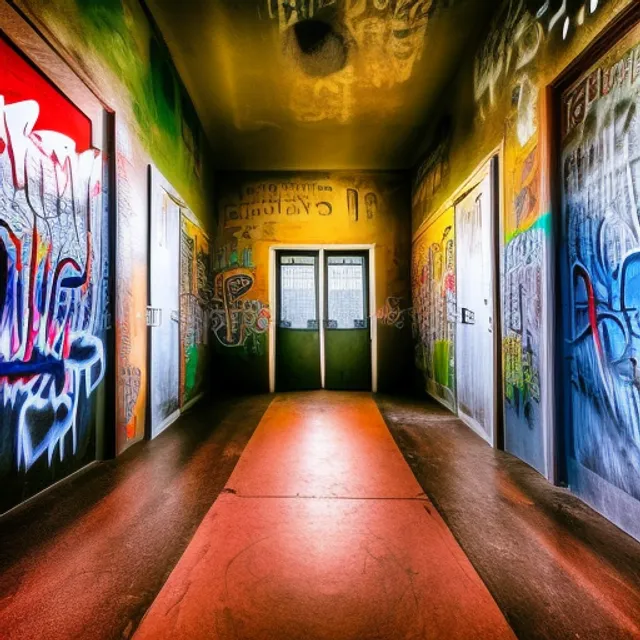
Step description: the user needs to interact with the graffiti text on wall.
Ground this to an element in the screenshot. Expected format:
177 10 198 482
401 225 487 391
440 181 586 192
0 40 105 474
115 127 143 445
474 0 605 128
377 297 412 329
224 181 379 226
180 217 211 404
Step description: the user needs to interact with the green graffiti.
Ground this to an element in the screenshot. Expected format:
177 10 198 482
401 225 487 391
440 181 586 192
433 340 450 387
32 0 205 213
505 211 551 244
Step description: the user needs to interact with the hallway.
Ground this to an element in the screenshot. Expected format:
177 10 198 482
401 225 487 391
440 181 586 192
2 1 640 638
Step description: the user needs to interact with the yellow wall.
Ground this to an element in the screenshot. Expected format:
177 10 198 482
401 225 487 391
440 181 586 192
214 172 412 392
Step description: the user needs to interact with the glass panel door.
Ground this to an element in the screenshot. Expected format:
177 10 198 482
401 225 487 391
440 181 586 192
276 252 321 390
324 253 371 390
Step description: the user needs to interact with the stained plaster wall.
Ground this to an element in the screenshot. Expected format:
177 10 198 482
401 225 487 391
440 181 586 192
411 0 639 539
213 171 413 394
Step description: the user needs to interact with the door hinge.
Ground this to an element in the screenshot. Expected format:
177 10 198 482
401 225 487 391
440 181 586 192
147 306 162 327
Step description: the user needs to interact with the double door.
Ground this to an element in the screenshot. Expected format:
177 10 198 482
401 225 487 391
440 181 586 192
276 250 372 391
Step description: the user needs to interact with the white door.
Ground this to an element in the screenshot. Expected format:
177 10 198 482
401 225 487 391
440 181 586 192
149 168 181 437
455 161 496 444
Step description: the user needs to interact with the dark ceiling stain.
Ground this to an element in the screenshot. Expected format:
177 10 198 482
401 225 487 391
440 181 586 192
289 19 348 77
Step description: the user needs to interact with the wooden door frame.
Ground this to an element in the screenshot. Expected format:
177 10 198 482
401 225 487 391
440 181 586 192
269 244 377 394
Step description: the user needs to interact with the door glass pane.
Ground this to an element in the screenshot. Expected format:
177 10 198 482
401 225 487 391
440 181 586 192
327 256 366 329
280 256 317 329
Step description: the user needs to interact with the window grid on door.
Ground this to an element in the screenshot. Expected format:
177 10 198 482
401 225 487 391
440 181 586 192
280 255 317 329
327 256 366 329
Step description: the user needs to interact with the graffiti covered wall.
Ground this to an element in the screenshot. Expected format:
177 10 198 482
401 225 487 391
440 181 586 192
411 208 456 410
180 216 211 407
411 0 638 536
560 22 640 540
215 172 412 393
16 0 212 453
0 36 107 510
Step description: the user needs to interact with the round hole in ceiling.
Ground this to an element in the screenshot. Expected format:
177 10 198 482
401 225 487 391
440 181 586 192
288 19 348 77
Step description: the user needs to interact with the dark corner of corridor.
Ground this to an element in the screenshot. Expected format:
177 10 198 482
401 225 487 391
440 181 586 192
1 0 640 638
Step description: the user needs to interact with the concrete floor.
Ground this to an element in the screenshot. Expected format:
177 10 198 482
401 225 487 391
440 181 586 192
134 392 514 639
376 394 640 640
0 395 272 640
1 392 639 639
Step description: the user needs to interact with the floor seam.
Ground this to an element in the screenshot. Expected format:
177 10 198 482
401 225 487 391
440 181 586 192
221 491 430 501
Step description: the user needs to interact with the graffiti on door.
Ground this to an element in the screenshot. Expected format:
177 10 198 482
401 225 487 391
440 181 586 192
0 38 106 489
180 216 211 405
561 34 640 506
411 208 456 410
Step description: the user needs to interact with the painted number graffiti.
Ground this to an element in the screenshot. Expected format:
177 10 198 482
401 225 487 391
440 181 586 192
0 41 105 473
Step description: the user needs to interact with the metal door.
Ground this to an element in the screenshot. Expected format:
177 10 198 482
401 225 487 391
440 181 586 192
324 252 371 390
558 18 640 539
276 252 321 391
455 162 496 444
149 172 180 437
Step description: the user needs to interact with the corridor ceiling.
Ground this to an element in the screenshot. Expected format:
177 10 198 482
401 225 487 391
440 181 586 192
145 0 500 170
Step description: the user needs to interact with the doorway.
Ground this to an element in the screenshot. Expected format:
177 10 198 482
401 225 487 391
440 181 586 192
148 168 181 438
454 158 498 445
554 7 640 540
272 247 375 392
0 18 112 512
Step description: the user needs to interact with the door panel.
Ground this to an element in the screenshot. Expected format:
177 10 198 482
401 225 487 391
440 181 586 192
455 164 495 444
276 253 321 391
149 174 180 437
324 254 371 391
559 21 640 540
0 33 108 511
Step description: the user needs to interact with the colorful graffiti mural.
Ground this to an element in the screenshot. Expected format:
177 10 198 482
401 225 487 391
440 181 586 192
180 216 211 405
209 269 270 356
0 37 107 508
560 29 640 526
115 123 146 451
411 208 456 410
503 136 546 473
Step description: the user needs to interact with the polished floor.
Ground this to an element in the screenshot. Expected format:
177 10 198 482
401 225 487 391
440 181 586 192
1 392 639 640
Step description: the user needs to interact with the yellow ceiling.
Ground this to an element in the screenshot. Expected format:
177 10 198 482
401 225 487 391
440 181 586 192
145 0 499 170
